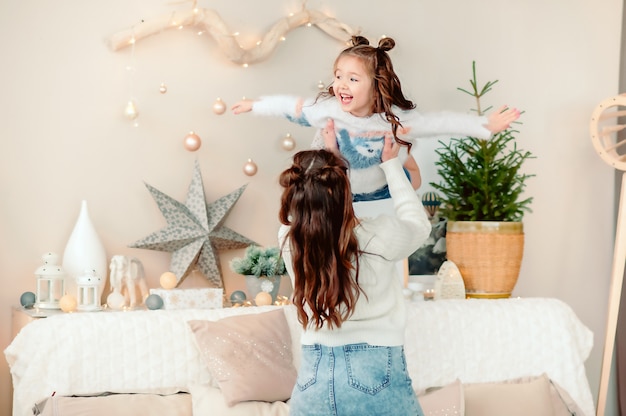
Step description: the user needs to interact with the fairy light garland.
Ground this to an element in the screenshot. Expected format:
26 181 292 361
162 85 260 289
123 34 139 125
108 6 360 66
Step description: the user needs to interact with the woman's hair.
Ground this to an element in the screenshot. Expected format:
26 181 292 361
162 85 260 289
278 149 361 330
320 35 416 151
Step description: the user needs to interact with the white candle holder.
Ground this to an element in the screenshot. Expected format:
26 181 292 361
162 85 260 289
35 253 66 309
76 269 103 311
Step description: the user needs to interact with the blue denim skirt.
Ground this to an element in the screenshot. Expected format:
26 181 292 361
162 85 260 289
289 344 424 416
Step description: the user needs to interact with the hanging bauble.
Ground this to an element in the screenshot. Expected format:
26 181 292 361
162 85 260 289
183 131 202 152
159 83 168 94
62 200 107 299
281 133 296 151
124 100 138 120
317 80 326 90
212 98 226 115
243 159 258 176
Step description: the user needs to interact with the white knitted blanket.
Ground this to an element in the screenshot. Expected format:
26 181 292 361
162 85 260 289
5 298 594 416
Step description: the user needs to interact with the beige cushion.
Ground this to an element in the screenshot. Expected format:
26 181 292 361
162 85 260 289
417 374 584 416
187 309 297 406
189 384 290 416
35 393 191 416
418 379 464 416
464 374 553 416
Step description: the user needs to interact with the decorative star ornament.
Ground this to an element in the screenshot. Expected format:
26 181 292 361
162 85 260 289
129 160 256 287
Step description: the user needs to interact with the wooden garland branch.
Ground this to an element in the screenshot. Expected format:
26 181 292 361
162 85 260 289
107 8 360 65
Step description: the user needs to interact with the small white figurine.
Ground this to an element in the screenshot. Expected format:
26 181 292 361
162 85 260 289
108 255 149 308
434 260 466 300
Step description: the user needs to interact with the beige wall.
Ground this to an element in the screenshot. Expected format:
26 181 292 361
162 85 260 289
0 0 622 414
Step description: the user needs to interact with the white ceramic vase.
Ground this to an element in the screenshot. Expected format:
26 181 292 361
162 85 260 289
62 200 107 298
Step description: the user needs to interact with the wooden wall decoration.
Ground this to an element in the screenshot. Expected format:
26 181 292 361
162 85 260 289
589 94 626 416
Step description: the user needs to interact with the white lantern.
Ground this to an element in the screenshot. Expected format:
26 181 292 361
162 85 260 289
35 253 66 309
76 269 103 311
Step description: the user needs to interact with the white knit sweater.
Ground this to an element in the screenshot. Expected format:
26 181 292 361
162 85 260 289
278 157 431 347
253 95 491 199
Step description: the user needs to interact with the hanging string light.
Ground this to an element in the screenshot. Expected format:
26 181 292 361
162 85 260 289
123 29 139 126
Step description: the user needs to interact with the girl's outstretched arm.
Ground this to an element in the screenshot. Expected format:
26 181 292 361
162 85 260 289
485 105 521 133
231 99 255 114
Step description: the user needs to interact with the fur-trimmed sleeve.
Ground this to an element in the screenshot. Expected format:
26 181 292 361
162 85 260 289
399 109 492 141
251 95 335 129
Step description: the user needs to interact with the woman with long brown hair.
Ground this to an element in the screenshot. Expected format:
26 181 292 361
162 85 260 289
278 129 431 415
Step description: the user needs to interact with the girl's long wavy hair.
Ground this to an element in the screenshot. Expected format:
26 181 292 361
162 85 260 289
320 35 416 152
279 149 361 330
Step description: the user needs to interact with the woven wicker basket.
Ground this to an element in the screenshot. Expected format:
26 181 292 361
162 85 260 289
446 221 524 299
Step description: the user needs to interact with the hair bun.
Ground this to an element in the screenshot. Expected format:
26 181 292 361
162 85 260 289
350 35 370 47
377 37 395 52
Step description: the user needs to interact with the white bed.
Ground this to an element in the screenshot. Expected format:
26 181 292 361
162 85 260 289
5 298 595 416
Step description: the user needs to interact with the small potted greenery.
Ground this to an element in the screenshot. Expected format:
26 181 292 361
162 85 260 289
430 62 535 298
229 245 286 302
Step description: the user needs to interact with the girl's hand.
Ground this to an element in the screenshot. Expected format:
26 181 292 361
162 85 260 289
381 134 400 162
321 119 340 155
231 99 254 114
485 105 521 133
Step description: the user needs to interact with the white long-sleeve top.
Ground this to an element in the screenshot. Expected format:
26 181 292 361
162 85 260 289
253 95 491 200
278 157 432 347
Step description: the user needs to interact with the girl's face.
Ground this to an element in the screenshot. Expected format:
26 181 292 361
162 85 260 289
333 55 374 117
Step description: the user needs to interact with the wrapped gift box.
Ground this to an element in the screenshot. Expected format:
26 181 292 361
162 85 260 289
149 288 223 309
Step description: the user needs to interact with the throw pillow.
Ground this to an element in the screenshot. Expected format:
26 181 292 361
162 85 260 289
189 383 290 416
35 393 192 416
187 308 297 406
417 379 464 416
548 378 586 416
464 374 554 416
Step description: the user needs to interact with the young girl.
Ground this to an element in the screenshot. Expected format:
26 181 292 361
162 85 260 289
232 35 519 202
278 136 430 415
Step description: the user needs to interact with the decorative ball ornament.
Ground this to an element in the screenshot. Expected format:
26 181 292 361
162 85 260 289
145 294 164 310
422 192 442 218
229 290 247 305
317 80 325 90
254 291 273 306
124 100 139 120
106 291 126 310
212 98 226 115
159 83 168 94
281 133 296 151
183 131 202 152
59 294 78 313
160 272 178 289
20 291 36 308
243 159 258 176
